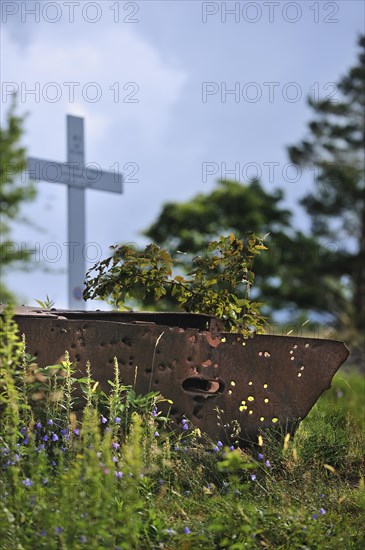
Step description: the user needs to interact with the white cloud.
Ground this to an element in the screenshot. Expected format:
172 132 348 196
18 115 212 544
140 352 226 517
1 25 187 149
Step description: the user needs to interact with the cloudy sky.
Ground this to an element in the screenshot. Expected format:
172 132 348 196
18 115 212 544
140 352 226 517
1 0 364 308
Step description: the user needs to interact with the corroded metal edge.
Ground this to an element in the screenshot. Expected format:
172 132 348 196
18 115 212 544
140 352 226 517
1 307 349 446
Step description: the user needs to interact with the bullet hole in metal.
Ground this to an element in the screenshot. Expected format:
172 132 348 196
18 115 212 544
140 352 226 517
182 377 224 395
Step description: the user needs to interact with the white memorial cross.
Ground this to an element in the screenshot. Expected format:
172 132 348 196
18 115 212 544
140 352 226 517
27 115 123 309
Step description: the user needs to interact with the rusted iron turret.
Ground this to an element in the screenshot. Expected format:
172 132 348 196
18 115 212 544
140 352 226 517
2 306 349 447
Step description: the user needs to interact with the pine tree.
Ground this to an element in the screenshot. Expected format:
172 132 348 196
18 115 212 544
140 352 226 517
0 97 36 302
288 35 365 333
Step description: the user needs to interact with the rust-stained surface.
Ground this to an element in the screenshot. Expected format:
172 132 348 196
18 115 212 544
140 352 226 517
1 307 349 446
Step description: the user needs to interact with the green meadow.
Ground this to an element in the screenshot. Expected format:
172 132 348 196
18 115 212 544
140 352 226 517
1 308 364 549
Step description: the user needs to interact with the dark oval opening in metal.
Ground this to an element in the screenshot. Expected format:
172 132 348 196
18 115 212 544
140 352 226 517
182 377 225 395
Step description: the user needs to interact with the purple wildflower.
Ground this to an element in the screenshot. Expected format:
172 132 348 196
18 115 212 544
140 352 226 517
36 422 42 429
319 508 326 515
101 416 108 424
43 435 48 442
213 445 219 452
229 446 235 451
250 474 257 481
258 453 264 460
47 419 53 426
73 429 80 436
115 471 123 478
115 417 121 424
112 442 120 449
112 456 118 463
217 440 223 448
184 527 191 534
265 460 271 468
152 407 158 417
22 478 33 487
52 433 59 442
154 431 160 437
80 535 87 543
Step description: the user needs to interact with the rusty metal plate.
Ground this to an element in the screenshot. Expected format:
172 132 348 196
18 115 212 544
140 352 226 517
2 307 349 446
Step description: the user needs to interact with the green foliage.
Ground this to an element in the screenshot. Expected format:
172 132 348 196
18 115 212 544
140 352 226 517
0 96 37 303
0 304 23 439
288 34 365 333
83 234 268 335
143 177 350 328
34 295 55 309
145 179 292 253
0 313 364 549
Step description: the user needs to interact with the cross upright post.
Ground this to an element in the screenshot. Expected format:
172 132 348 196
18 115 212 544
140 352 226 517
27 115 123 309
67 115 86 309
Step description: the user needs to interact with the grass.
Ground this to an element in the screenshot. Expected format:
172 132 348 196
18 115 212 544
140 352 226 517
0 308 364 549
